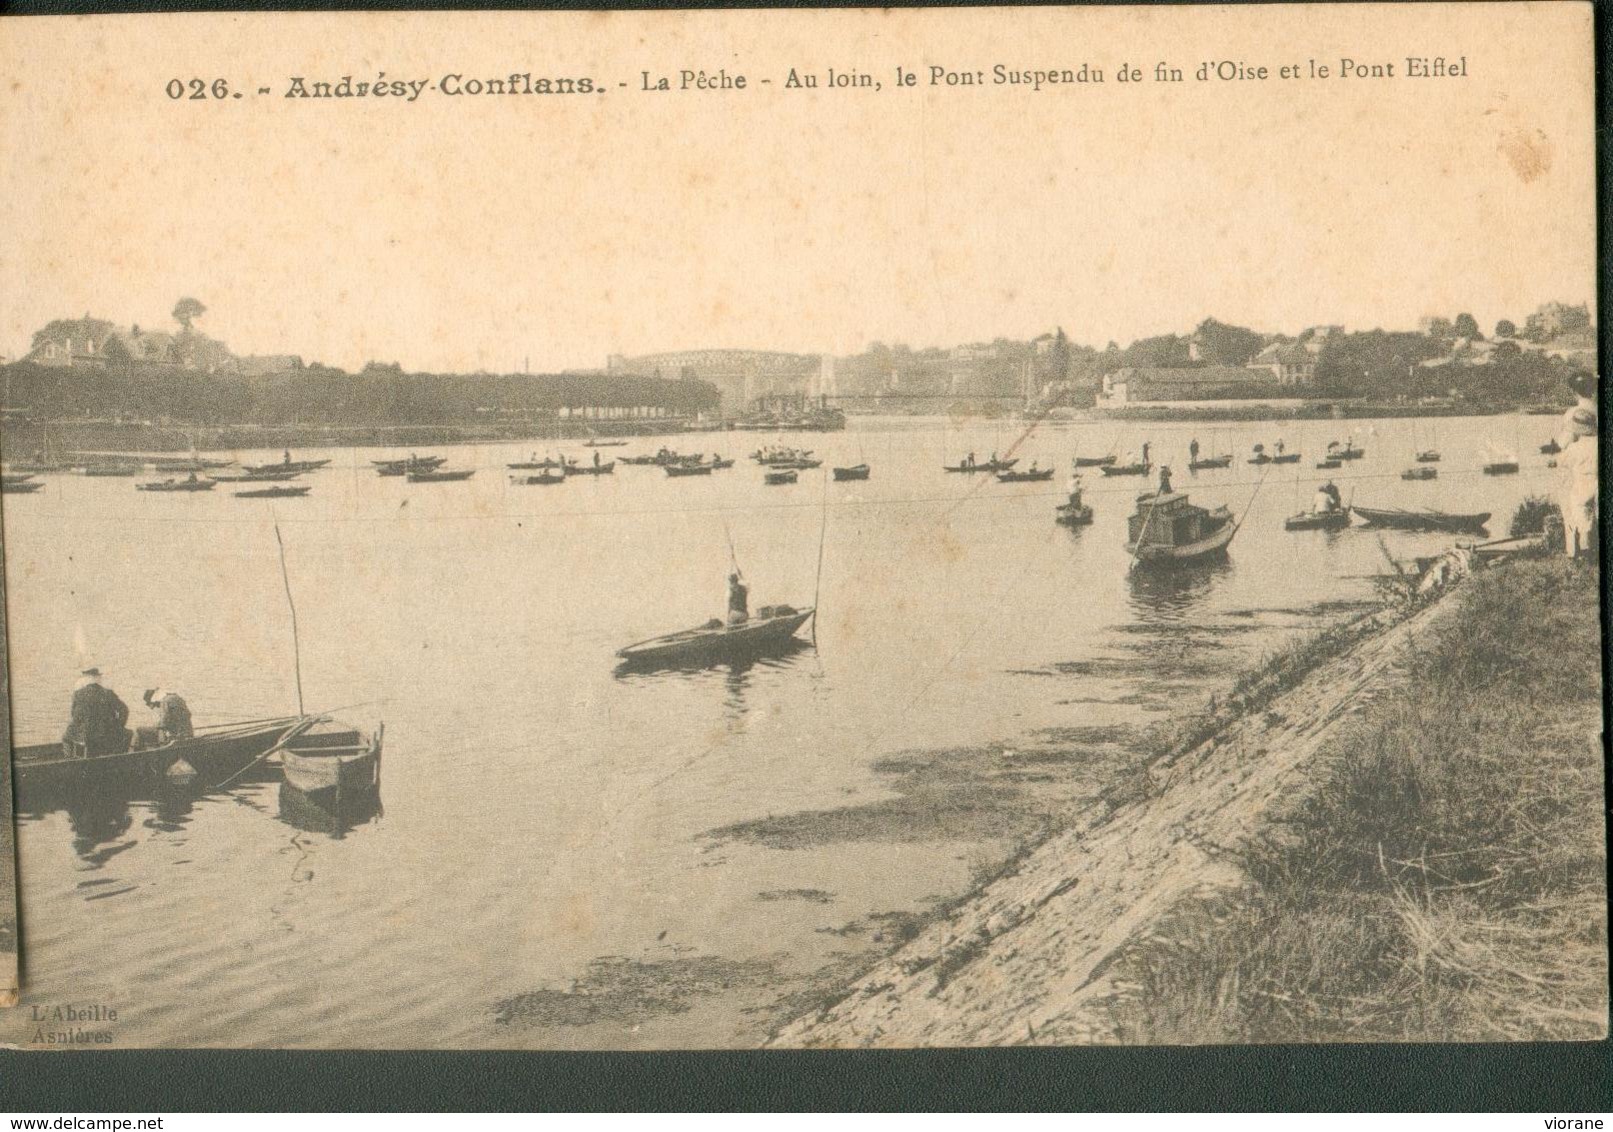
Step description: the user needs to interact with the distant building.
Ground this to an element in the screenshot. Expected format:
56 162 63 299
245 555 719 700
1419 337 1503 370
1101 365 1268 403
1302 325 1344 355
1245 342 1316 386
25 316 235 373
607 349 820 411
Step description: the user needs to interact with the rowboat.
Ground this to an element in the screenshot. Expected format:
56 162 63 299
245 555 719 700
563 461 615 476
832 464 871 481
752 448 815 465
506 458 564 470
664 462 715 477
407 468 475 482
1416 450 1442 463
149 456 235 471
1073 455 1118 468
944 458 1018 473
1 480 44 494
1401 466 1437 481
1188 455 1232 470
1354 505 1490 534
376 456 447 476
280 720 383 804
765 469 799 485
584 439 629 448
1482 460 1519 476
137 478 217 492
244 458 332 475
510 471 565 485
1539 440 1561 455
1099 462 1151 477
1270 453 1301 465
1315 458 1342 469
997 468 1054 483
209 469 302 482
1125 489 1237 566
1328 444 1365 460
235 485 312 498
1 472 36 485
1284 508 1352 531
73 464 141 477
13 716 308 802
617 606 815 669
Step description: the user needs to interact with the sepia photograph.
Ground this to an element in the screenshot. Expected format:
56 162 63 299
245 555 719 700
0 3 1603 1052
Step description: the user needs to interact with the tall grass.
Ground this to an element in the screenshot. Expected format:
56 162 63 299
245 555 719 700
1117 559 1606 1042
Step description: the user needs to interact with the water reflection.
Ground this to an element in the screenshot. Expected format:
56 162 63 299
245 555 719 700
1125 557 1236 622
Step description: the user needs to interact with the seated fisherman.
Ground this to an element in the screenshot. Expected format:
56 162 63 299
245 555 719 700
143 687 194 744
62 667 131 758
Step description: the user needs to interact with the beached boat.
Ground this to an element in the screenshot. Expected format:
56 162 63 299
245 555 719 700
617 606 815 669
280 720 383 803
244 458 332 475
235 485 312 498
563 461 615 476
1401 466 1437 481
1188 455 1233 470
136 477 217 492
1124 489 1237 565
1354 505 1490 534
944 458 1018 474
665 462 715 477
997 467 1054 483
765 469 799 485
832 464 871 481
12 716 309 801
510 471 565 485
1073 455 1118 468
1284 508 1352 531
407 468 476 483
1 479 44 494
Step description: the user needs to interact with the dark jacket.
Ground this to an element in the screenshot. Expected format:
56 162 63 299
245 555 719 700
155 694 194 742
63 683 130 756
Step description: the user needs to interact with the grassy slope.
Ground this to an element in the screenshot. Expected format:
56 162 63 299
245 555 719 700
1116 558 1607 1042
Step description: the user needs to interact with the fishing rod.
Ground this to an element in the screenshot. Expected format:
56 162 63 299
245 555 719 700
812 465 829 646
273 519 305 716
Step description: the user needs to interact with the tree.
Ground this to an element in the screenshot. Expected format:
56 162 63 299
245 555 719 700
1495 319 1517 339
1423 316 1455 339
1191 318 1264 366
1453 313 1482 340
172 297 207 331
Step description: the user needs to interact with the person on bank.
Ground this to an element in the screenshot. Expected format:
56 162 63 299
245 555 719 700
62 667 131 758
727 572 749 628
1555 370 1599 560
143 687 194 744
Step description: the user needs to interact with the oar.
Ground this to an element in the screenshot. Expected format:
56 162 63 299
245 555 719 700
215 715 325 789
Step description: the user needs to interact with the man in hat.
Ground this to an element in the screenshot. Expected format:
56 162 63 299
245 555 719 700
726 572 749 628
143 687 194 745
61 667 131 759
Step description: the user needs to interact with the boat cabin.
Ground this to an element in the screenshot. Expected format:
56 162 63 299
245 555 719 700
1128 491 1217 550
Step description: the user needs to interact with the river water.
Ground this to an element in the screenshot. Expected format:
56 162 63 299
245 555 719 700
1 413 1565 1048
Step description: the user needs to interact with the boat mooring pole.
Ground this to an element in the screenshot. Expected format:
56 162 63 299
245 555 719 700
273 520 306 716
812 465 829 645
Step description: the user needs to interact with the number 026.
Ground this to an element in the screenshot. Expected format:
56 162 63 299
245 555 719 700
166 78 232 99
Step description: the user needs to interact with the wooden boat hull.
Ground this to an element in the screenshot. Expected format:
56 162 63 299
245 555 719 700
765 471 798 485
75 466 141 477
210 470 302 482
832 465 870 481
944 459 1018 473
1401 468 1437 481
1315 459 1342 469
1416 452 1442 463
1482 463 1519 476
665 464 715 477
1269 453 1301 464
1188 456 1232 470
137 480 216 492
280 724 382 801
1100 464 1150 476
563 463 615 475
407 470 475 482
1127 514 1236 564
1055 503 1094 527
1354 506 1490 534
1073 456 1117 467
236 486 311 498
14 718 303 803
617 608 814 669
244 459 332 475
585 440 628 448
1284 508 1352 531
511 473 564 485
1 481 44 493
998 470 1054 482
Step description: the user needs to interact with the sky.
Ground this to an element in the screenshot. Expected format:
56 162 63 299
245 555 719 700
0 5 1596 373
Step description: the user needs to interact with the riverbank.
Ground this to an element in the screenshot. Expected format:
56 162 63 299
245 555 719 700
771 555 1605 1045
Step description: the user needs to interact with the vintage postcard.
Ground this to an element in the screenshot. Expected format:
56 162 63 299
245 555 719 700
0 4 1602 1050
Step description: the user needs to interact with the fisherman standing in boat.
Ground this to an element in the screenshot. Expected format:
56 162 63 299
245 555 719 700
1314 480 1342 513
62 667 131 758
1189 438 1200 462
727 572 750 628
143 687 194 744
1156 465 1173 496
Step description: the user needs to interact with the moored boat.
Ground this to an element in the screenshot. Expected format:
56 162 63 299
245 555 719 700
1188 454 1233 470
73 464 141 477
584 439 629 448
832 464 870 481
1540 440 1562 455
1482 460 1520 476
764 469 799 485
1315 458 1342 469
1 479 44 494
1284 507 1352 531
209 469 302 482
1416 450 1442 463
407 468 476 482
563 460 615 476
1401 466 1437 481
617 605 815 669
1124 483 1237 565
1099 461 1151 476
235 484 312 498
136 477 217 492
244 458 332 475
1353 505 1490 534
510 471 565 485
1270 452 1301 464
944 458 1018 473
1073 454 1118 468
280 720 383 803
997 467 1054 482
664 462 715 477
376 455 447 476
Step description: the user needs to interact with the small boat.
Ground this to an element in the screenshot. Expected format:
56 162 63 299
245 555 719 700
209 469 302 482
1269 453 1302 465
997 467 1054 483
13 715 310 801
280 719 383 803
944 458 1018 474
708 458 736 470
2 472 37 485
74 464 141 477
137 477 217 492
664 462 714 477
244 458 332 475
765 469 799 485
1187 455 1233 470
1415 450 1442 463
235 484 312 498
1401 466 1438 481
1353 505 1490 534
505 458 564 471
1539 440 1561 455
1099 461 1151 477
1328 442 1365 460
617 605 815 669
376 456 447 476
1125 488 1237 565
1055 480 1093 527
1 479 44 494
407 468 476 483
149 456 236 471
752 448 815 466
1315 459 1342 470
510 471 565 485
1073 454 1118 468
1482 460 1520 476
1284 508 1352 531
563 461 615 476
832 464 871 481
584 439 629 448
